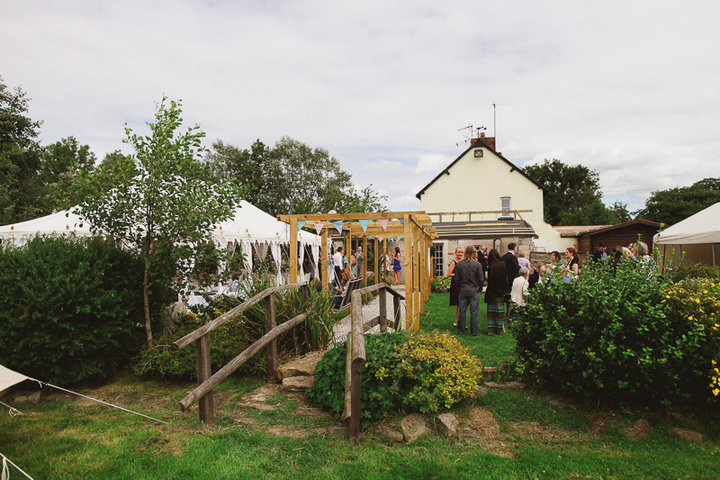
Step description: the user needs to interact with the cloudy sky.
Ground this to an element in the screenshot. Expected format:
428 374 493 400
3 0 719 213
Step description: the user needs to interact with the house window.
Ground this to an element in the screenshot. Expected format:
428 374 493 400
432 243 444 278
501 197 511 214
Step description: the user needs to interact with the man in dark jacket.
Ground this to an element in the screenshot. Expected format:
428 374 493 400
502 242 521 292
454 245 485 336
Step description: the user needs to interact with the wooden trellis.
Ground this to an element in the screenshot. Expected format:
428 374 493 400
277 212 436 330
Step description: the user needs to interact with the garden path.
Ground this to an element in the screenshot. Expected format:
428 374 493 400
332 285 406 343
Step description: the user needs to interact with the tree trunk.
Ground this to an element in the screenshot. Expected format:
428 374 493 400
143 238 153 345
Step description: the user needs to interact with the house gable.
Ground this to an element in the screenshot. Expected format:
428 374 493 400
416 137 545 224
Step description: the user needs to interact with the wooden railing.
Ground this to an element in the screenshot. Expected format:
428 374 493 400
174 282 309 424
344 282 405 440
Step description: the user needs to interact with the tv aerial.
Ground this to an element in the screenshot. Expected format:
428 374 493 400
456 125 486 147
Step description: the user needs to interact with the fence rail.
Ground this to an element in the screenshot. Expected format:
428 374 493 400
173 282 308 424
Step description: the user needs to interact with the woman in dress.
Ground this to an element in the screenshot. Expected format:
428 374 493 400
447 247 464 327
564 247 580 279
485 248 509 335
392 246 402 285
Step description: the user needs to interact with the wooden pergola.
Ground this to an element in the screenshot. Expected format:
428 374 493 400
277 212 437 331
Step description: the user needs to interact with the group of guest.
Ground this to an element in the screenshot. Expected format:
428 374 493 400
332 245 367 293
448 242 528 336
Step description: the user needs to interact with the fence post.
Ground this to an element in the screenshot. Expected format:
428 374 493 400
265 294 277 382
196 334 214 424
393 293 402 331
378 285 387 333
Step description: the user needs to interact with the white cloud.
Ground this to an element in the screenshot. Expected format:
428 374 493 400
2 0 720 218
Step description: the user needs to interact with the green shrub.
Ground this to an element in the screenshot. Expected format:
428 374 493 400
662 278 720 399
134 280 336 379
308 331 483 422
513 260 716 406
0 235 146 384
430 276 451 293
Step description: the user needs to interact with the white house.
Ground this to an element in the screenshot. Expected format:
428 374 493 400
416 134 564 275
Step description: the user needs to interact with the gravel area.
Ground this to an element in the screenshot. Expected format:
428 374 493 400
332 285 406 343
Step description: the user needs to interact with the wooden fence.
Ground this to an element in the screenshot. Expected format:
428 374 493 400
173 282 309 424
344 282 405 440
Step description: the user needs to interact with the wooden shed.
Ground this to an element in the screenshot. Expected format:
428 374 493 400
572 219 663 254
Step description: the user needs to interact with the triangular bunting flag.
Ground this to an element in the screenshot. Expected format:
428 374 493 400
377 237 384 242
358 219 370 232
297 220 306 230
378 219 389 231
397 235 403 240
314 223 324 235
332 220 343 233
399 218 404 225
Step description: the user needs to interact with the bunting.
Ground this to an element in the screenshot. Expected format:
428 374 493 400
378 218 389 231
358 219 370 232
332 220 343 233
399 218 404 225
314 223 324 235
297 220 306 231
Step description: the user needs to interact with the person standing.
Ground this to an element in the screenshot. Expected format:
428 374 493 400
392 246 402 285
454 245 485 336
478 245 489 276
485 248 509 335
510 266 530 312
355 246 364 278
592 243 608 263
447 247 464 327
502 242 521 296
528 264 546 289
333 246 344 286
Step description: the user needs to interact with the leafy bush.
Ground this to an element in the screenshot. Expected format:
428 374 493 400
0 235 146 384
308 331 483 422
513 260 717 406
430 276 451 293
134 279 336 379
662 277 720 398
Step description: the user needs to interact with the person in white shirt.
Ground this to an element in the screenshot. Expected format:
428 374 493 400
333 246 344 286
510 266 530 312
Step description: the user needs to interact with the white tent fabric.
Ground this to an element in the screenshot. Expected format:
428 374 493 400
0 201 321 283
654 202 720 267
654 202 720 245
0 364 28 392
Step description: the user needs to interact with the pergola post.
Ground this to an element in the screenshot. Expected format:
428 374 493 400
321 228 329 291
289 219 298 284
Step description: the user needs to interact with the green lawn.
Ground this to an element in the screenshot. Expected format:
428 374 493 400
419 292 517 367
3 375 719 479
3 293 719 479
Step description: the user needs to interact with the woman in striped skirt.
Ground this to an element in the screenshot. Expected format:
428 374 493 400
484 248 509 335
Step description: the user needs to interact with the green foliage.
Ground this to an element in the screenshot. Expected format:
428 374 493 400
134 280 336 379
523 158 626 225
0 236 146 384
309 331 483 421
209 136 386 216
662 278 720 397
77 97 243 344
430 276 451 293
512 261 718 406
0 76 45 224
636 177 720 225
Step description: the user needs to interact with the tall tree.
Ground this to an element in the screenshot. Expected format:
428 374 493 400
41 136 97 211
210 136 386 216
78 98 242 344
523 159 617 226
0 76 44 224
636 177 720 225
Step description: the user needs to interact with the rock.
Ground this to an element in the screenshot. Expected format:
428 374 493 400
400 413 430 444
372 423 405 443
483 381 525 390
13 391 41 404
282 376 314 392
436 413 459 438
623 419 653 439
276 350 326 380
668 426 704 442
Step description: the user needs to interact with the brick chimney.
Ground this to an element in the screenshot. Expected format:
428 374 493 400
471 132 496 151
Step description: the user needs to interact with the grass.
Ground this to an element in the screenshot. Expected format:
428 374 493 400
419 291 517 367
3 292 720 479
3 374 719 479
